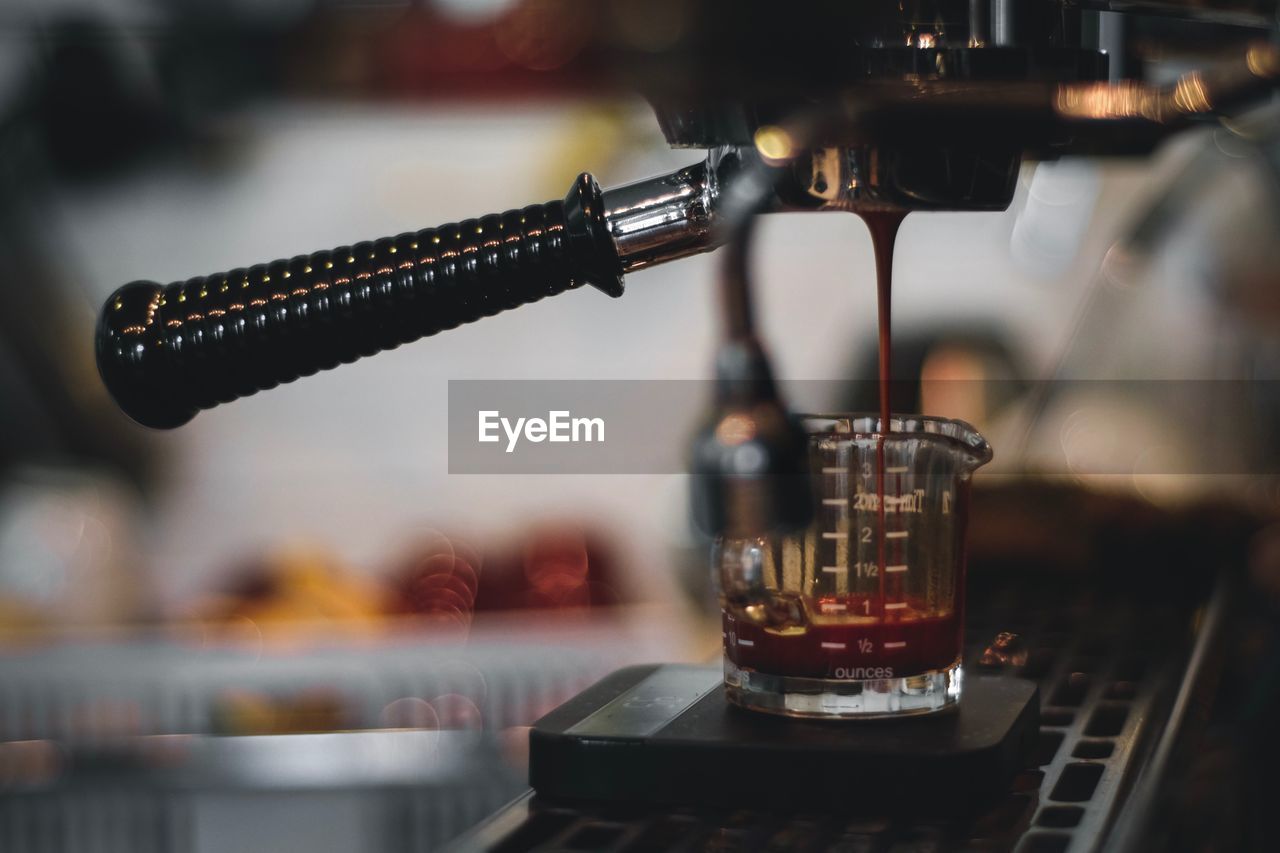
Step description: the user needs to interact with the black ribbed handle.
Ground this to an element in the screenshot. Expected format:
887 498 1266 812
96 174 622 428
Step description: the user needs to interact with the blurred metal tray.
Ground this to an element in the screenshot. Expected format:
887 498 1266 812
0 608 691 852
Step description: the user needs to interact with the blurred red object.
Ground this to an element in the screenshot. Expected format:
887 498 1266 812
373 0 607 98
387 523 628 618
478 523 627 611
385 530 481 629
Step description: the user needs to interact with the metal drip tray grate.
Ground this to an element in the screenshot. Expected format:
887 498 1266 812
456 572 1209 853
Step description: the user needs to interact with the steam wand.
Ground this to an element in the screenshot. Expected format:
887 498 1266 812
688 146 814 541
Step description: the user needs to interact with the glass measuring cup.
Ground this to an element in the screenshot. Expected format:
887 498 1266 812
717 414 992 719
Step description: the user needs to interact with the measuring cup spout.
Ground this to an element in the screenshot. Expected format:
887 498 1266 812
915 416 994 472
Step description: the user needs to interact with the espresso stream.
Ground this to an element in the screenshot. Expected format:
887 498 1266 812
862 210 908 621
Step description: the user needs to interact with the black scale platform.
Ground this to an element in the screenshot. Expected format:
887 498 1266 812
530 665 1039 817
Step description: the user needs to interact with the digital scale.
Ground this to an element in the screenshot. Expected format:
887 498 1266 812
529 664 1039 816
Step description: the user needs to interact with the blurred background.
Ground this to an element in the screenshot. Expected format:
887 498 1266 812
4 1 1280 851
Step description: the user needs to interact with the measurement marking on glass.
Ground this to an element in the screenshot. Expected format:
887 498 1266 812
821 499 846 506
820 642 847 650
885 602 908 610
885 531 909 539
821 566 847 574
883 641 907 649
821 603 848 612
821 467 845 474
886 564 909 573
885 466 908 473
822 532 848 540
737 639 755 647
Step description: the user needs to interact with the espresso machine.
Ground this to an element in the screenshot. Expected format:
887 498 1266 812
86 1 1280 850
